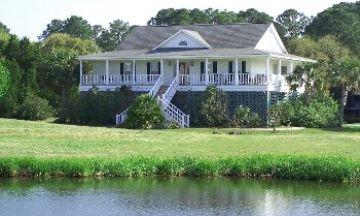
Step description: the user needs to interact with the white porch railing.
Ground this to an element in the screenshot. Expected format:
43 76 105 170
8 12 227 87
157 96 190 128
163 74 180 102
149 74 163 97
81 74 107 86
81 74 160 86
208 73 235 85
178 73 268 86
179 74 205 85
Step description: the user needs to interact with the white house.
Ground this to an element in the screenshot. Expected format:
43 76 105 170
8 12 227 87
78 23 314 127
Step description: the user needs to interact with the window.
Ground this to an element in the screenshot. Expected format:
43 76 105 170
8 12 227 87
125 62 132 73
281 66 288 75
179 40 188 46
151 62 159 73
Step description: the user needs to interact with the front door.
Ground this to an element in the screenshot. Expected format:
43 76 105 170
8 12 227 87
179 62 189 84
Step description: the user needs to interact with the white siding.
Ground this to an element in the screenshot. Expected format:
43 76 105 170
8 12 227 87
255 25 287 54
161 32 205 49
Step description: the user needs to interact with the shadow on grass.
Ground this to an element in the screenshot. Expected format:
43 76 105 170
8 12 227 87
320 124 360 133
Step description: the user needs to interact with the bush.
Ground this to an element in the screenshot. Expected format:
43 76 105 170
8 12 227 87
269 94 339 128
200 85 229 127
124 94 165 129
232 106 261 128
18 91 54 120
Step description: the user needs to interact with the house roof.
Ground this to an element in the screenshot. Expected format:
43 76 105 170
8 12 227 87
117 24 270 50
78 23 315 63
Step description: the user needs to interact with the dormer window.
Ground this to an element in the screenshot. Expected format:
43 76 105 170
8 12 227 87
179 40 188 46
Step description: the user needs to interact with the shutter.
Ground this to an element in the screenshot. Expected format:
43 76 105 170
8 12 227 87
213 61 217 74
120 63 124 75
158 62 161 74
200 62 205 74
228 61 233 73
242 61 246 73
147 62 151 75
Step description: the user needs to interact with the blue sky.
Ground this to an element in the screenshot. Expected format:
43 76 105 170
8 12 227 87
0 0 356 40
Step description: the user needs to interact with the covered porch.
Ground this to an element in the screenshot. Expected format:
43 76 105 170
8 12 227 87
78 56 304 91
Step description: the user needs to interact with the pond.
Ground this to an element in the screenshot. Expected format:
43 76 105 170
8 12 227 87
0 178 359 216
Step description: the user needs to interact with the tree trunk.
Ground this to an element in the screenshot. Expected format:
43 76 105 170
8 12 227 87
339 86 349 127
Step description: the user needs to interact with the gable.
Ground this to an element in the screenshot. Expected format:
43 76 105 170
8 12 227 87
255 24 288 54
153 30 211 50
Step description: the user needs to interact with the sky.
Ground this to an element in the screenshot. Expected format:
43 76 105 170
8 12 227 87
0 0 356 41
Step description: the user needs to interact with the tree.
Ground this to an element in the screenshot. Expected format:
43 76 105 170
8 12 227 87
38 33 99 107
92 24 104 40
0 21 10 33
305 2 360 56
147 8 272 26
62 16 93 39
276 9 311 40
39 19 64 39
0 58 10 98
287 36 360 125
332 56 360 125
39 16 93 40
239 8 273 24
109 19 130 45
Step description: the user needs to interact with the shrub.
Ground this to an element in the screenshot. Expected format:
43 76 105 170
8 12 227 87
269 94 339 128
124 94 165 129
232 105 261 128
200 85 229 127
18 91 54 120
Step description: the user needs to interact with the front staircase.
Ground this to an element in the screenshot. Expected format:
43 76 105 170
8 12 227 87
115 74 190 128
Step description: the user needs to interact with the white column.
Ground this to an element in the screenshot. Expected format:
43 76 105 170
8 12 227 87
160 59 164 76
79 60 83 85
176 59 179 76
290 61 294 74
205 58 209 85
132 60 136 85
235 58 239 85
105 60 109 85
277 59 282 79
266 57 270 84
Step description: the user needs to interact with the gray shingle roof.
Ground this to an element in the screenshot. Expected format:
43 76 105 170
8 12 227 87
117 24 270 50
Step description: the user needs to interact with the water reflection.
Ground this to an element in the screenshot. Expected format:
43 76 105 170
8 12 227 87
0 178 359 216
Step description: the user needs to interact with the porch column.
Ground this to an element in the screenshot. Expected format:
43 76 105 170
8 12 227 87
265 57 270 84
235 58 239 85
79 60 83 85
105 60 109 85
176 59 179 76
132 60 136 85
290 61 294 74
205 58 209 85
160 59 164 76
277 59 282 80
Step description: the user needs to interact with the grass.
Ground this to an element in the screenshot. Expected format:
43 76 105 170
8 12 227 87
0 118 359 181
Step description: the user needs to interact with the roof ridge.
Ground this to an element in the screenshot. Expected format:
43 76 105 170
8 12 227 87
133 23 271 28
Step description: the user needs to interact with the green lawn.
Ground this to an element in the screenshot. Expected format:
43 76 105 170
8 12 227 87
0 118 359 159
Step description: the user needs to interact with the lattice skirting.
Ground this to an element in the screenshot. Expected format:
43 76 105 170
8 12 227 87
172 91 272 126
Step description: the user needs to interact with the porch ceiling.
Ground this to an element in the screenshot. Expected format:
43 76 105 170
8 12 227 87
78 48 315 63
